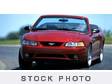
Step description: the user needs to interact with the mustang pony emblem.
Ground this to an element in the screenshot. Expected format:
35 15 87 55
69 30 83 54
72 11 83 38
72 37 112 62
48 42 55 46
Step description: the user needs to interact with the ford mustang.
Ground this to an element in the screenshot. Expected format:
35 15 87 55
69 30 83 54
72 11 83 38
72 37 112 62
18 15 105 69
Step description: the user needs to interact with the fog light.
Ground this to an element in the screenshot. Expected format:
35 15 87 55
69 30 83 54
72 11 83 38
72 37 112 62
73 55 78 59
32 61 36 64
69 54 78 59
25 53 29 58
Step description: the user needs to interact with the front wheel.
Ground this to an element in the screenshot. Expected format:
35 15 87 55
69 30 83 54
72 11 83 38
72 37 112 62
18 51 32 69
85 46 92 67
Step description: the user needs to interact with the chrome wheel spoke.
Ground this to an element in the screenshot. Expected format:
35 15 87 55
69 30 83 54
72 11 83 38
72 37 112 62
88 55 92 66
87 46 92 66
100 50 103 62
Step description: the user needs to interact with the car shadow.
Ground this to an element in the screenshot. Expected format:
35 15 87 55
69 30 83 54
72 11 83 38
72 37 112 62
12 60 103 70
13 63 84 70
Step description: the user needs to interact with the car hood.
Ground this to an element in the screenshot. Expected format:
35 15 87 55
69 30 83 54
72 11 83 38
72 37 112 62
24 30 89 42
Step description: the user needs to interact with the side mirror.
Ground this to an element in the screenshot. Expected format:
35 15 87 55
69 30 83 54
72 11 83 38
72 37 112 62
92 28 100 33
19 25 32 37
24 25 31 31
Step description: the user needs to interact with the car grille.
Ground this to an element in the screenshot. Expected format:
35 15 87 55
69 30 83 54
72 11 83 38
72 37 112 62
40 42 63 46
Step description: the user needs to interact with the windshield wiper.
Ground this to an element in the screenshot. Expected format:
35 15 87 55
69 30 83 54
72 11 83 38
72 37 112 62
32 27 74 31
32 28 48 30
57 28 72 31
57 28 82 32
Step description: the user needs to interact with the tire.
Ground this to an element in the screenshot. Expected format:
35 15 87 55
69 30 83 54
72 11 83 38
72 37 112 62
18 51 32 70
85 45 92 67
97 49 104 63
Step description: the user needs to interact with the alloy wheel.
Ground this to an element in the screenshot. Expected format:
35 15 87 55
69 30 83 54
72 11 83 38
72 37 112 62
87 46 92 67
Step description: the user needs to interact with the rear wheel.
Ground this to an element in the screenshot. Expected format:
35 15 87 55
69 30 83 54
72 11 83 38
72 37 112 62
97 49 104 63
18 50 32 69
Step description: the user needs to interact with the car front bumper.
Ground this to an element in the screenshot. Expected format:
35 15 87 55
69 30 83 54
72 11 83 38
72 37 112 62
21 45 87 62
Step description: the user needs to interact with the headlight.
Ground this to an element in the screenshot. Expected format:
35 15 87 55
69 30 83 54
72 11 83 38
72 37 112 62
65 42 84 47
22 40 37 46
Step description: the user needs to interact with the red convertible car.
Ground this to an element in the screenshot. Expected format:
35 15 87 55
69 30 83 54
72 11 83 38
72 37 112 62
19 15 105 69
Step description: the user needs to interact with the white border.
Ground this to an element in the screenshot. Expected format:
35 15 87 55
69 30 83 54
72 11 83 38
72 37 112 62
0 70 112 72
0 0 112 14
0 0 112 83
0 70 112 84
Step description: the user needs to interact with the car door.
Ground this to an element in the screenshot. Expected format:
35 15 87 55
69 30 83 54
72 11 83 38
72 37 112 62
90 24 101 59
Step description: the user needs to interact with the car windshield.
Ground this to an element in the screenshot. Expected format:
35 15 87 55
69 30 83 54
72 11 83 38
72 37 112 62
33 17 88 33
